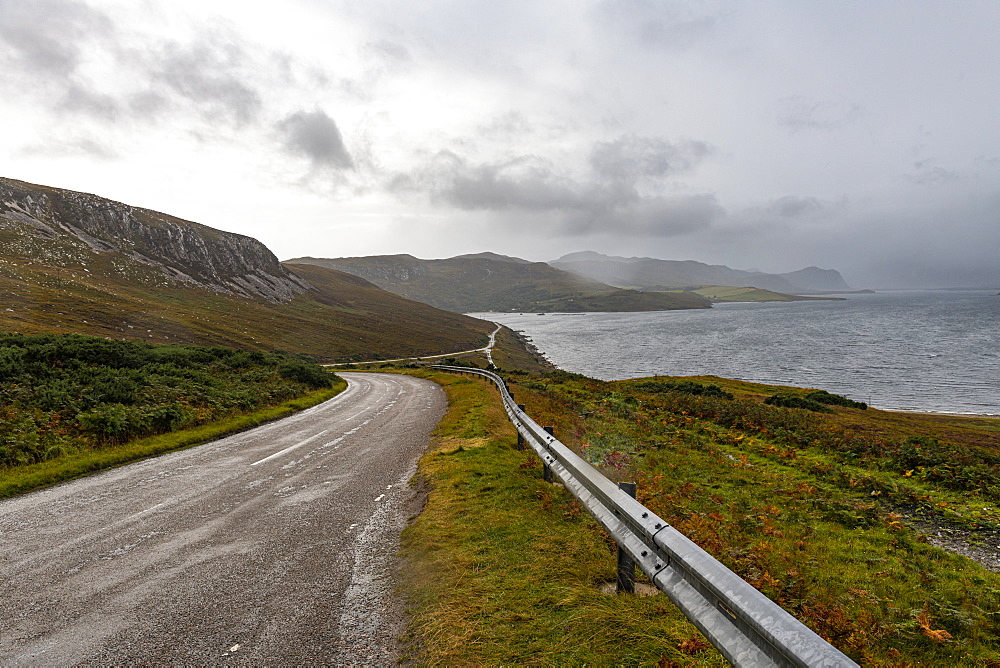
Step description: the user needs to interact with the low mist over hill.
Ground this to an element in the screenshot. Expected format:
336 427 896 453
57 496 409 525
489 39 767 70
285 254 711 313
0 178 492 360
551 251 851 293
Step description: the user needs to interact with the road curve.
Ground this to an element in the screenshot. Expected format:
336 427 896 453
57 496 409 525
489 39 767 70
324 322 501 367
0 372 445 665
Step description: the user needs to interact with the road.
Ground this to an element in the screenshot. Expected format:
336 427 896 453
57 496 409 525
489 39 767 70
0 372 445 665
324 322 501 367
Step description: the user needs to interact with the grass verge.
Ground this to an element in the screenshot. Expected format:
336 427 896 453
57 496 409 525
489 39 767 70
399 369 728 666
0 377 346 499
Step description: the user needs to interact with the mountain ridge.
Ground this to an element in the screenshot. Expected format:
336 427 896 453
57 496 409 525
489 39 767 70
0 177 492 360
550 251 851 293
1 177 310 303
285 254 711 313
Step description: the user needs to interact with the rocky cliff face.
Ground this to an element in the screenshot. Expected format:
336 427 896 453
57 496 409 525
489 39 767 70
289 254 431 284
0 177 311 302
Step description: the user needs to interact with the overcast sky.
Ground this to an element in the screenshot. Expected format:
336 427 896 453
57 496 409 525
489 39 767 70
1 0 998 288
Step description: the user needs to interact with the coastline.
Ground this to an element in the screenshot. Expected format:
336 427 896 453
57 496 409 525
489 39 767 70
884 408 1000 419
476 292 1000 418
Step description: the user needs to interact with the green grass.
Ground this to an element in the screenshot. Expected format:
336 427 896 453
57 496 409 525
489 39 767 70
0 378 345 499
399 369 728 666
488 325 555 374
690 285 815 302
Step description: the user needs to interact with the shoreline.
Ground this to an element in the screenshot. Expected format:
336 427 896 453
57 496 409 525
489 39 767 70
883 408 1000 419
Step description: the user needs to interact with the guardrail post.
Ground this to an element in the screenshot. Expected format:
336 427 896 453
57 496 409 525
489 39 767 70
542 426 555 482
515 406 527 450
616 482 638 594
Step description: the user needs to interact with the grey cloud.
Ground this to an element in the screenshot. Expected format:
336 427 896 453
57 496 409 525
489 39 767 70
778 96 859 132
449 169 580 210
18 137 118 160
566 194 723 236
420 153 628 212
128 90 169 118
590 135 711 183
151 37 263 125
0 4 275 131
0 0 112 76
448 167 612 211
366 39 411 66
477 112 532 140
59 84 120 121
279 110 354 170
906 159 962 186
596 1 717 51
766 196 823 218
401 150 720 237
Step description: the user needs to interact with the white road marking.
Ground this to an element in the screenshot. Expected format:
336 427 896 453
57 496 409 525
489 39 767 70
373 494 385 503
250 430 329 466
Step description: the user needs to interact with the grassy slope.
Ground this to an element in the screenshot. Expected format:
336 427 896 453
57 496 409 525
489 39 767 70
0 227 492 361
288 255 711 313
489 325 555 373
686 375 1000 453
400 337 1000 665
686 285 840 302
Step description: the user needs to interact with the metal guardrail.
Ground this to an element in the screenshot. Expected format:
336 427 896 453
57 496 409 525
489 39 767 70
433 365 858 668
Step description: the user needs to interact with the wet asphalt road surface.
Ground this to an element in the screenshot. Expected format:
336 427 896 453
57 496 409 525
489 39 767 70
0 372 445 665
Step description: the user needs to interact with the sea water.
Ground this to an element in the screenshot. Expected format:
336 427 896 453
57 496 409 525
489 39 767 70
474 290 1000 415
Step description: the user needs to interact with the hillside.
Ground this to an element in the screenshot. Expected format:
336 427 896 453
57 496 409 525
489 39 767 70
551 251 852 293
687 285 844 302
285 254 711 313
0 177 493 361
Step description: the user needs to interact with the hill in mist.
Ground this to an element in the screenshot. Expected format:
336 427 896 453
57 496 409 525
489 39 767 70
550 251 852 293
285 254 711 313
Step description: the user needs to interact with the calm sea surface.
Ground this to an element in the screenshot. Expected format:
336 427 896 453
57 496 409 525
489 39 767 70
473 290 1000 415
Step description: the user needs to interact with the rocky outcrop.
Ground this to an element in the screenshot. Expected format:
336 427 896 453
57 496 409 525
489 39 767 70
0 177 311 302
777 266 851 292
289 254 431 284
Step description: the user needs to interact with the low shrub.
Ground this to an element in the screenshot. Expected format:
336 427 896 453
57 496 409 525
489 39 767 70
0 332 338 466
764 393 833 413
632 379 734 399
806 390 868 410
278 361 333 388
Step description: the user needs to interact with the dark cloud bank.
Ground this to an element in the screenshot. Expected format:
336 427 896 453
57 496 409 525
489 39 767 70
392 134 720 237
